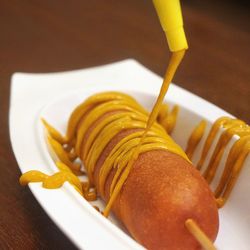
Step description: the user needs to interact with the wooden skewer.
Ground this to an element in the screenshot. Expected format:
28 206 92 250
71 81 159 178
185 219 217 250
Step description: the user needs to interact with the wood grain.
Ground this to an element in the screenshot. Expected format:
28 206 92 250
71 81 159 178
0 0 249 249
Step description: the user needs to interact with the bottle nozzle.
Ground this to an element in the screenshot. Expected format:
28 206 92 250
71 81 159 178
153 0 188 52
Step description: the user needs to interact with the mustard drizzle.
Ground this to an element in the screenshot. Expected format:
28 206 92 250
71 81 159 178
75 89 187 216
158 104 179 134
20 90 249 213
19 50 188 216
66 92 139 143
102 50 186 216
186 120 207 160
20 90 184 213
19 163 83 195
186 117 250 208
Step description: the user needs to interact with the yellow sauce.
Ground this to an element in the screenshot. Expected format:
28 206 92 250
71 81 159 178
102 49 186 216
19 165 83 195
20 162 96 200
186 117 250 208
157 103 179 134
20 51 249 214
185 120 207 160
20 50 187 216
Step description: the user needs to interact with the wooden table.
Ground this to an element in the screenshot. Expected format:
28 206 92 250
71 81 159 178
0 0 249 249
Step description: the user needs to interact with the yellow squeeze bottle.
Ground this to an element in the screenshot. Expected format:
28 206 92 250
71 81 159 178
153 0 188 52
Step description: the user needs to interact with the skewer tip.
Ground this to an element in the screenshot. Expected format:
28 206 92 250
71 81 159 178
185 218 217 250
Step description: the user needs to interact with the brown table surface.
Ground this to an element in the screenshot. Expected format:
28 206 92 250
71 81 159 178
0 0 249 249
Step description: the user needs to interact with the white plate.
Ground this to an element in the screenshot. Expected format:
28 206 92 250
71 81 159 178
9 59 250 250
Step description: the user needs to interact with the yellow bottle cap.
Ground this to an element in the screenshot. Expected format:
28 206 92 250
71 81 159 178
153 0 188 52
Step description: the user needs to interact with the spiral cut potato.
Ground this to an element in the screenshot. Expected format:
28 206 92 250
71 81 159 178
20 91 219 250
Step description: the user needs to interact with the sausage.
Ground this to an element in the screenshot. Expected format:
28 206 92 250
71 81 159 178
74 92 219 250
